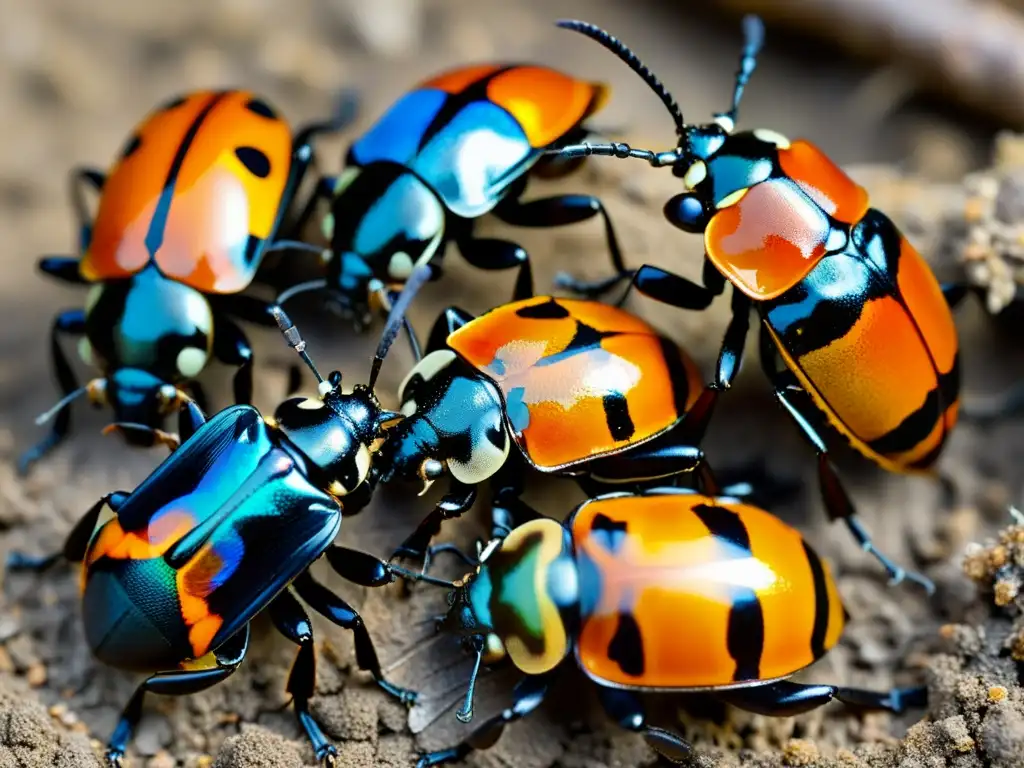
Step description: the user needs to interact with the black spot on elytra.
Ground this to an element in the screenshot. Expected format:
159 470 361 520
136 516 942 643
515 299 570 319
120 135 142 160
590 513 627 554
245 98 277 119
727 594 764 681
692 503 765 681
692 504 751 553
603 392 634 441
608 612 644 677
802 540 830 660
235 147 271 178
159 95 188 112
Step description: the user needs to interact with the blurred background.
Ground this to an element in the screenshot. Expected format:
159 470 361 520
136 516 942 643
2 0 1024 766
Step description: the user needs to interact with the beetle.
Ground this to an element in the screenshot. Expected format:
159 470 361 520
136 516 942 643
21 89 352 474
412 485 927 766
276 61 627 329
6 275 438 766
376 291 720 562
545 17 961 592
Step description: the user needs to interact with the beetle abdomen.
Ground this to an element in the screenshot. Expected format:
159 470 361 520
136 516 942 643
83 559 190 671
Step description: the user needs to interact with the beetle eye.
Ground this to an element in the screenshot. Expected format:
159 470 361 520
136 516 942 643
157 384 180 411
421 458 445 481
328 371 343 389
664 194 708 232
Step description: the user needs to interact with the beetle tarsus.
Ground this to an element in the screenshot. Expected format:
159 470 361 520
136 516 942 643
317 745 338 766
6 551 61 573
378 679 418 705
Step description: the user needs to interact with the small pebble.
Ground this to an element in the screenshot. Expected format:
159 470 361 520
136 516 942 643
26 662 47 687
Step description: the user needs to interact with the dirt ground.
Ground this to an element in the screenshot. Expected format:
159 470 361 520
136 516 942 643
1 0 1023 766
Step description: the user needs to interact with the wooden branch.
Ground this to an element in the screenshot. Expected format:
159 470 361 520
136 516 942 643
717 0 1024 126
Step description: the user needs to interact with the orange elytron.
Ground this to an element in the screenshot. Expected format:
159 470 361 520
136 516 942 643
447 296 703 471
421 488 925 765
80 90 295 294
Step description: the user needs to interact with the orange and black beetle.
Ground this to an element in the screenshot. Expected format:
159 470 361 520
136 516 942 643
548 17 961 592
377 293 722 561
22 89 349 473
415 486 926 766
276 62 625 329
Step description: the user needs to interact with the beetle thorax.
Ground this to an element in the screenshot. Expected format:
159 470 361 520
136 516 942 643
324 163 446 312
83 267 213 382
274 385 383 498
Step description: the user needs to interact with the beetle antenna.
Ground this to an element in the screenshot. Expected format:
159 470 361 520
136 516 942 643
34 387 87 425
368 264 431 391
544 141 679 167
271 306 325 384
262 239 327 258
556 19 685 136
718 15 765 127
277 279 330 306
455 636 485 723
34 377 106 425
388 562 457 589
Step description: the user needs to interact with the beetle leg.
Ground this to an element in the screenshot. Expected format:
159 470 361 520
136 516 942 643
69 165 105 254
415 670 558 768
618 270 750 389
212 311 254 405
489 457 539 539
212 293 280 327
211 295 306 400
101 424 180 452
715 679 927 717
714 289 752 389
188 381 209 414
286 175 337 243
389 481 478 566
758 327 936 594
279 93 358 241
596 685 693 763
18 309 87 475
456 237 534 302
38 256 88 285
7 491 129 573
268 588 337 764
493 192 625 299
292 570 418 704
941 281 969 310
425 307 474 354
105 625 250 767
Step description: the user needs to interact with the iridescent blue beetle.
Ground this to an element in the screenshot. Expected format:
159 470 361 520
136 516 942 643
6 272 444 766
